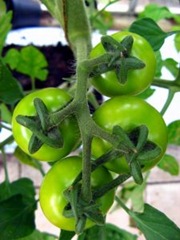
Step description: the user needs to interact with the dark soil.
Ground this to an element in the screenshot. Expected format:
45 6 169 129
2 42 75 90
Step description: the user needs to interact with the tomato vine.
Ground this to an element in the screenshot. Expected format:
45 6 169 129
0 0 180 239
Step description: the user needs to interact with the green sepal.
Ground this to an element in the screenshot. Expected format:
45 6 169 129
63 203 74 218
135 125 149 150
101 35 125 53
112 125 135 150
76 216 87 235
28 134 43 154
47 127 63 147
63 184 105 234
120 35 134 55
34 98 49 130
115 56 145 84
85 207 105 226
65 185 80 221
93 34 145 84
128 125 148 150
16 115 63 149
138 142 162 163
129 160 143 185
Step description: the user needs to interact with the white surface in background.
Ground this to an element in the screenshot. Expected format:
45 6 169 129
1 28 180 152
6 27 67 46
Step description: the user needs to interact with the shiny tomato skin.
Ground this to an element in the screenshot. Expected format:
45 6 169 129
39 156 115 231
91 96 168 173
12 88 80 162
90 31 156 97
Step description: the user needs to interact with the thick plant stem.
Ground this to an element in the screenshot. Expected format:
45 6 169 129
80 134 93 202
75 65 93 203
73 30 93 202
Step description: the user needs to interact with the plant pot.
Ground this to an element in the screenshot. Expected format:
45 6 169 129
5 0 41 29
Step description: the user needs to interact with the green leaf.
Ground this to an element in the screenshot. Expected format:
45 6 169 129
174 33 180 52
137 87 155 100
117 182 136 206
133 204 180 240
0 178 37 239
78 224 137 240
129 18 177 51
5 45 48 81
0 178 36 204
0 194 36 240
138 4 174 22
117 174 148 213
154 50 164 78
18 229 57 240
14 146 44 170
0 0 6 17
0 11 12 54
0 103 12 123
157 154 179 176
59 230 75 240
130 178 147 213
105 224 138 240
0 59 23 104
91 10 113 35
78 225 105 240
163 58 179 78
117 199 180 240
167 120 180 145
4 48 21 69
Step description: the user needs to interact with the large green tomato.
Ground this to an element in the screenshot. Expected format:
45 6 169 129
39 156 115 231
12 88 80 162
91 96 168 173
90 31 156 97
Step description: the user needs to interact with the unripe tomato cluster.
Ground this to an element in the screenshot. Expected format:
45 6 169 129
12 32 168 231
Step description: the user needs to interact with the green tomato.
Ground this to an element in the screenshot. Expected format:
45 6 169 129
90 31 156 97
39 156 115 231
91 96 168 173
12 88 80 162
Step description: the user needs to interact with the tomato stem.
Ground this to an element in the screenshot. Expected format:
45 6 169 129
153 78 179 116
49 100 75 126
80 134 93 202
73 150 124 186
0 135 14 149
93 174 130 200
1 148 11 192
71 22 93 203
160 89 175 116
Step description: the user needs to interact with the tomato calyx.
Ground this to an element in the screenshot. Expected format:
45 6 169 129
74 124 161 186
112 125 161 184
63 183 105 234
60 123 162 234
90 35 145 84
16 98 63 153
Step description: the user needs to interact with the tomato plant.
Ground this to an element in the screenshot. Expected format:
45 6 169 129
1 1 180 239
39 156 115 231
92 96 168 173
90 31 156 97
12 88 80 162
